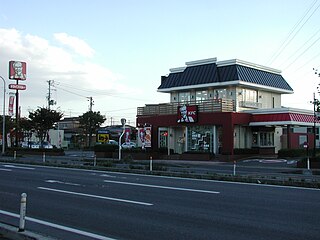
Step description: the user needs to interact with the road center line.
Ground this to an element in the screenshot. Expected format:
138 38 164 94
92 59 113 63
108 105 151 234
0 209 116 240
103 180 220 194
0 168 12 171
3 164 35 170
45 180 81 186
37 187 153 206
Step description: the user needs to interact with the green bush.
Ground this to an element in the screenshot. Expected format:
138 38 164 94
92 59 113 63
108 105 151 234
94 144 118 152
277 148 307 158
233 148 259 154
7 147 65 155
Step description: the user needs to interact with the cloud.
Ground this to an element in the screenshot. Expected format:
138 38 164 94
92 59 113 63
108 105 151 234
0 28 125 118
54 32 95 58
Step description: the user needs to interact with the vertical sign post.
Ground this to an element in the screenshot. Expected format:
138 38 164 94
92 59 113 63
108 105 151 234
9 61 27 147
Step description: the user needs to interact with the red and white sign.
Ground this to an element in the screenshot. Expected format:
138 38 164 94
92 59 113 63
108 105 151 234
177 105 198 123
9 61 27 80
125 128 131 143
144 126 152 148
9 84 26 90
8 94 15 116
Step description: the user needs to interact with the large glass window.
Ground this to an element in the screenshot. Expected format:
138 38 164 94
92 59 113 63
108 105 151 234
214 89 227 99
196 90 208 103
187 126 213 152
252 132 274 146
178 92 191 103
159 130 168 148
260 132 274 146
243 89 257 102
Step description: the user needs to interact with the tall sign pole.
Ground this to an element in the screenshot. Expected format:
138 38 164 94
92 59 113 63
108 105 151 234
9 61 27 147
0 76 6 155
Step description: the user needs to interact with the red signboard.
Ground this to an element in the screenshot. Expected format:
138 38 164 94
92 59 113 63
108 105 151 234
144 126 152 148
9 61 27 80
9 84 26 90
8 94 15 116
177 105 198 123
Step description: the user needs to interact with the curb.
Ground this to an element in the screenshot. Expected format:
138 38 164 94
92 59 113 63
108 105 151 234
0 222 57 240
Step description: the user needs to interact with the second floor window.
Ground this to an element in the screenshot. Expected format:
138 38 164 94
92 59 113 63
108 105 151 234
178 92 191 103
214 89 227 99
243 89 257 102
196 90 208 102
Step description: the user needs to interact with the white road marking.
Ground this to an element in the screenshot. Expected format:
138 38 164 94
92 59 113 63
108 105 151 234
45 180 81 186
0 168 12 171
3 164 35 170
0 209 116 240
100 174 117 178
38 187 153 206
103 180 220 194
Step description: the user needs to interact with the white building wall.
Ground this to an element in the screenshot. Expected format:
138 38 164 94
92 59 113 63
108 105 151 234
234 125 250 149
274 127 282 153
259 91 281 108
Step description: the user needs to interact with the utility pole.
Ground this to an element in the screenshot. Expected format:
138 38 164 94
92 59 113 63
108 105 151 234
47 80 56 110
88 97 94 111
314 68 320 157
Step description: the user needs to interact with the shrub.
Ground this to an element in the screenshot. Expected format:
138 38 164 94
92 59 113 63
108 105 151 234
278 149 307 158
94 144 118 152
7 147 65 155
233 148 259 154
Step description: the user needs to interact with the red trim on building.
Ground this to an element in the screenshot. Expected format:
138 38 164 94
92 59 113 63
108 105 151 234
251 112 320 123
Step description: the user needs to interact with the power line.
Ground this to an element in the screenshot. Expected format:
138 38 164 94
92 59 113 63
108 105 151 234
267 0 319 65
54 85 88 98
279 27 320 68
283 34 320 70
55 81 155 102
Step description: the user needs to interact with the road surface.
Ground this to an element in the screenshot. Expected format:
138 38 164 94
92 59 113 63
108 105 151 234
0 162 319 240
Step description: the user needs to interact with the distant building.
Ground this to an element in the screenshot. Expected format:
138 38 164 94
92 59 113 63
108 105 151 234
136 58 319 159
97 125 137 144
57 117 82 149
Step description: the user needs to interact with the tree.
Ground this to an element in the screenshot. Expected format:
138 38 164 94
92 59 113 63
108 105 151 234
79 111 106 147
29 107 63 145
0 116 15 147
19 117 34 144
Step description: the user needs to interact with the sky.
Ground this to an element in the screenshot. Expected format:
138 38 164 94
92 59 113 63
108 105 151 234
0 0 320 126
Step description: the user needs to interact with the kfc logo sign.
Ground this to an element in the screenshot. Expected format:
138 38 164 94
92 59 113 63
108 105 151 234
177 105 198 123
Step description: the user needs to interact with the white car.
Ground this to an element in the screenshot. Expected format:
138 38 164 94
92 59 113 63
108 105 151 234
21 141 40 149
30 142 40 149
108 140 119 146
41 141 54 149
121 142 136 149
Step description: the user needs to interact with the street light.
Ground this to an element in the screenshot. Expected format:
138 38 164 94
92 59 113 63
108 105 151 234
0 76 6 155
118 118 126 160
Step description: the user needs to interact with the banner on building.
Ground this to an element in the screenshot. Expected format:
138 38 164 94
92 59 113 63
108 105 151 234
144 126 152 148
138 128 145 148
177 105 198 123
8 94 15 116
124 128 131 143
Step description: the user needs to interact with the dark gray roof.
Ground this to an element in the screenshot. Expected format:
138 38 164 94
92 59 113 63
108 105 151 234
158 62 293 92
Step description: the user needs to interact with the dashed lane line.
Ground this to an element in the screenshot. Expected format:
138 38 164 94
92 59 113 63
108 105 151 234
38 187 153 206
103 180 220 194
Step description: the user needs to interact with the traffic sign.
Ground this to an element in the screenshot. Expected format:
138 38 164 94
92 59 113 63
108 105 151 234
98 133 109 143
9 84 26 90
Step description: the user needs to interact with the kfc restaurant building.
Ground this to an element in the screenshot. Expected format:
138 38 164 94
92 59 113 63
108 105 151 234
136 58 320 159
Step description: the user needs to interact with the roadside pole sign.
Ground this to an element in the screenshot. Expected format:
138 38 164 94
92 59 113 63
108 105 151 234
9 84 27 90
98 133 109 143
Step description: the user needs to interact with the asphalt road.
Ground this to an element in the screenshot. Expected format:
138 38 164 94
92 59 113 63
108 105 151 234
0 163 319 240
